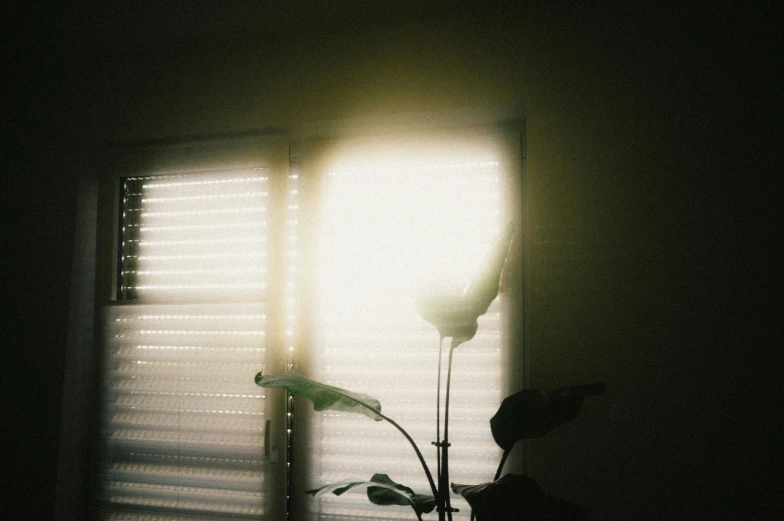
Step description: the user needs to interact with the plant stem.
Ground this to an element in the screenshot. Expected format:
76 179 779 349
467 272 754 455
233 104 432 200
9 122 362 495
493 449 511 481
383 414 440 503
440 340 457 521
340 393 440 503
435 335 444 517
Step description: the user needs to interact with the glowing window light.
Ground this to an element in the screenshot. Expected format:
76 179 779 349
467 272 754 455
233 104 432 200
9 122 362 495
132 283 266 291
133 344 263 350
134 251 267 261
308 139 504 520
138 207 268 217
137 330 264 336
135 236 266 246
141 191 268 203
131 268 267 276
139 222 267 232
142 176 267 189
130 313 266 320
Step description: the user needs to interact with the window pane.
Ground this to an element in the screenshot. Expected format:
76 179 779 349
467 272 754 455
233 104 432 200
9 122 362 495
307 140 504 520
104 169 273 520
119 170 269 301
104 304 269 519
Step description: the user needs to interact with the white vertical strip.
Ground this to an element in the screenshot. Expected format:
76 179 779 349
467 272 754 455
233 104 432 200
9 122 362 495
308 145 504 520
284 168 301 371
284 164 301 518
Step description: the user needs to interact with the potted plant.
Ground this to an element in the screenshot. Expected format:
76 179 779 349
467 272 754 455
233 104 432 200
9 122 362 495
256 222 604 520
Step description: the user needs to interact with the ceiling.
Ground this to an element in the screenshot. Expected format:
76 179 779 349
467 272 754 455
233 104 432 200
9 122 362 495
21 1 473 58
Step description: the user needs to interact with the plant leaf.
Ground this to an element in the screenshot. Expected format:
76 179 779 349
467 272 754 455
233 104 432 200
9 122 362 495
255 372 382 421
463 220 515 317
452 474 589 521
308 474 435 518
452 474 542 512
367 474 436 516
415 286 479 343
490 383 606 450
416 222 514 345
307 478 370 496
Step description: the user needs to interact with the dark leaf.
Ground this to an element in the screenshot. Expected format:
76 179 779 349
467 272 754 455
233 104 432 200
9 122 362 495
452 474 589 521
452 474 542 511
255 372 382 421
308 474 435 518
490 383 606 450
367 474 436 516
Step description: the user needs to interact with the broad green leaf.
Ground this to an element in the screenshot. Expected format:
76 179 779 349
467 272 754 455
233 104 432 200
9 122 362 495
452 474 588 521
308 474 435 518
490 383 606 450
255 372 382 421
417 222 514 345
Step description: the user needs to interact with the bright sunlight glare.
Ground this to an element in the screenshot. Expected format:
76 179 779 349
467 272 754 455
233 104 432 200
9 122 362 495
315 137 503 326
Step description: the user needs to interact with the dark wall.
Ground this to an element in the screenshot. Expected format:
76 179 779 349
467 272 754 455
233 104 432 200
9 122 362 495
6 3 776 519
6 4 81 517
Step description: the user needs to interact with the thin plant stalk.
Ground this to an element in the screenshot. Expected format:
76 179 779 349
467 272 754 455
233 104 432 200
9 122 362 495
493 449 511 481
378 413 440 505
435 335 445 519
331 388 440 502
440 340 458 521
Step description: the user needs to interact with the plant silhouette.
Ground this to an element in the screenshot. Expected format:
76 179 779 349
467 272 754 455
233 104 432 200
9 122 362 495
256 222 605 520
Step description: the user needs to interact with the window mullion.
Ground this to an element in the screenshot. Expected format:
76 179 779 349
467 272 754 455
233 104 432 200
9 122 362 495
259 158 293 521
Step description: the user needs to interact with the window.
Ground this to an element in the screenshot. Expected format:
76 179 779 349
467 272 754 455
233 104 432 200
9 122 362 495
103 169 279 520
97 122 524 521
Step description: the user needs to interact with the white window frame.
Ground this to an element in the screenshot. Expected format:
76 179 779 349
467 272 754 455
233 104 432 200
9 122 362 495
95 136 291 521
92 111 527 521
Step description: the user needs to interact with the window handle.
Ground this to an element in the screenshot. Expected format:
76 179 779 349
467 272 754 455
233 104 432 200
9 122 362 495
264 419 271 460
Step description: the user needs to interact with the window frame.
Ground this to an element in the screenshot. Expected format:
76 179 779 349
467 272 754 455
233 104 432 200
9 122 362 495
94 136 292 521
91 111 527 521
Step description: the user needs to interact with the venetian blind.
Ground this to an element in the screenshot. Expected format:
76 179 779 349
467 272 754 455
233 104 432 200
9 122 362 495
306 138 506 521
103 169 275 521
